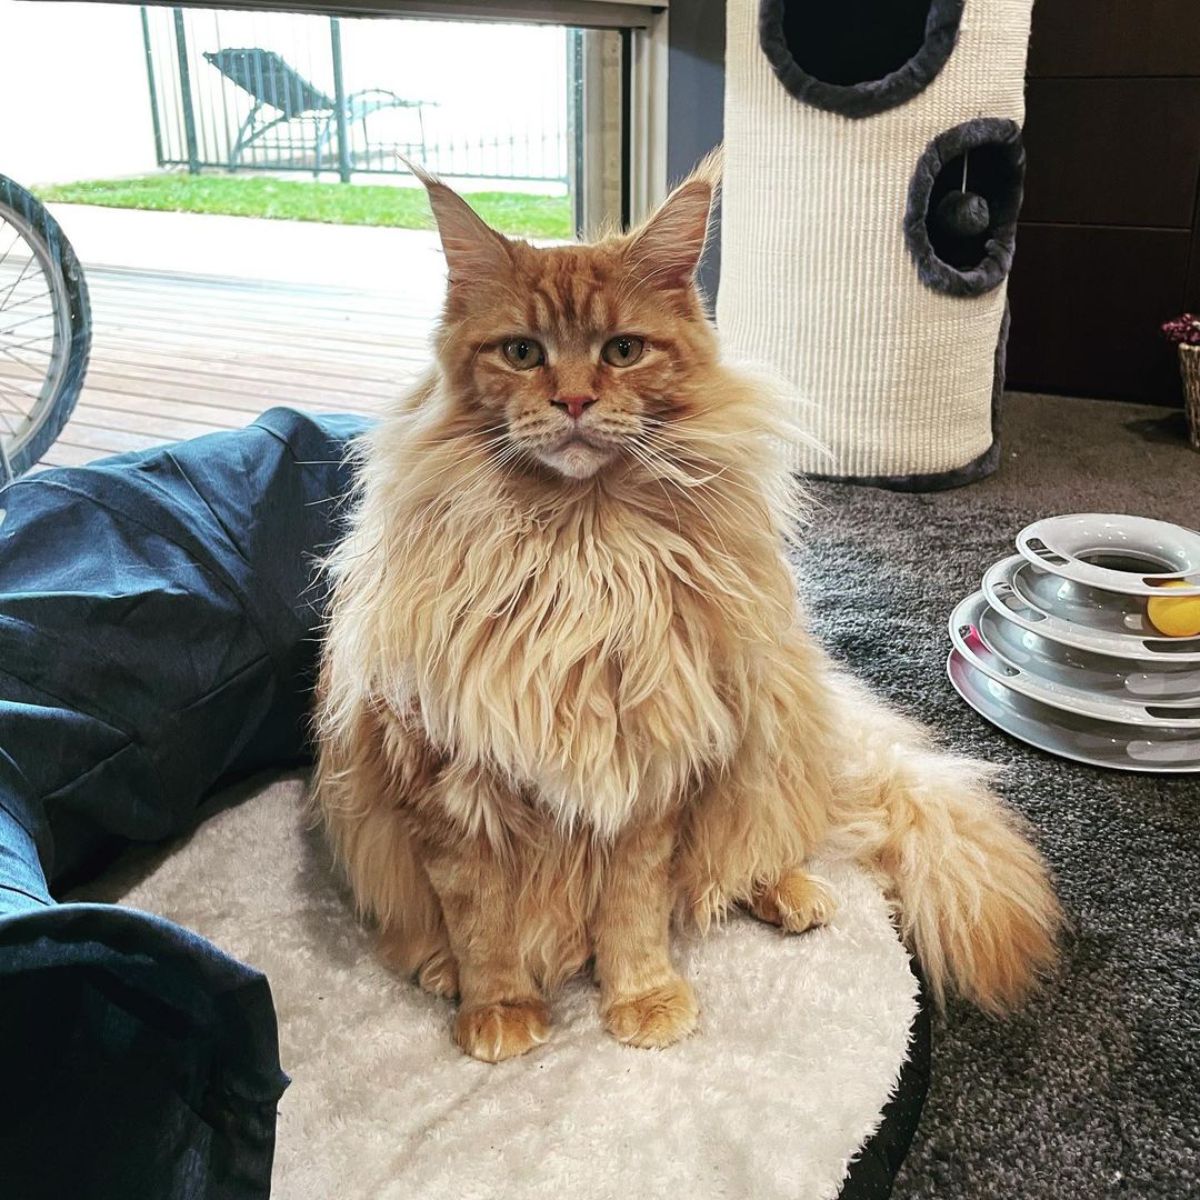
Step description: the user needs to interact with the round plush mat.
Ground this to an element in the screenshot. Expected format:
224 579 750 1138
74 774 924 1200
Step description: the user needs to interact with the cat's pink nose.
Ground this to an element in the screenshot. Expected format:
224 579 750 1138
550 395 598 420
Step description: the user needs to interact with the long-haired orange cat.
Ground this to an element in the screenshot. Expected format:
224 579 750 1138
314 158 1061 1062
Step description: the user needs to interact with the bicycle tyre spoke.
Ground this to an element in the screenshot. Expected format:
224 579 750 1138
0 342 56 374
0 382 36 423
0 257 36 310
0 288 52 316
1 330 57 354
0 309 55 336
0 230 23 274
0 372 36 401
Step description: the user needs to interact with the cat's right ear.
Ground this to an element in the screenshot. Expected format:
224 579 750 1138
407 160 513 285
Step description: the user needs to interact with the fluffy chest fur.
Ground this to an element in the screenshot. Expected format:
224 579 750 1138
337 475 791 837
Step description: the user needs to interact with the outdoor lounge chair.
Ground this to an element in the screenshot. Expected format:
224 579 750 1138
203 47 430 176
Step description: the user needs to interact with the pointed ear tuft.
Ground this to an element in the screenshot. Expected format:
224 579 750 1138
625 148 721 290
405 158 513 285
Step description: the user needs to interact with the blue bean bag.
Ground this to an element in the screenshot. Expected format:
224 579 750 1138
0 409 369 1200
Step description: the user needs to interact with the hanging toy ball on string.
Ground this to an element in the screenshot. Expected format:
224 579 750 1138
934 148 991 240
935 190 991 238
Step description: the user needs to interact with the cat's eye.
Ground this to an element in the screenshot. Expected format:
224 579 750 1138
501 338 545 370
601 335 645 368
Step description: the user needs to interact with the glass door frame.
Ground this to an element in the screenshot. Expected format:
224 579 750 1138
89 0 671 232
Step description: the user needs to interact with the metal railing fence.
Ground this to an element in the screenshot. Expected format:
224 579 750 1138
141 6 573 185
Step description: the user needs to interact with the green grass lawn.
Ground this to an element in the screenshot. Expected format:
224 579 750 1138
35 174 573 240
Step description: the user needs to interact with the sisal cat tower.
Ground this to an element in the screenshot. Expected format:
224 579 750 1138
717 0 1034 489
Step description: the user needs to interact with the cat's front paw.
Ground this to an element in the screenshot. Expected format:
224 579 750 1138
454 999 551 1063
603 977 699 1049
749 870 838 934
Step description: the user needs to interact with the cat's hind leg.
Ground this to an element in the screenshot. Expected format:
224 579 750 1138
747 869 838 934
377 911 458 999
314 696 456 998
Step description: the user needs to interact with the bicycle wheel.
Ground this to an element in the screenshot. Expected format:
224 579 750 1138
0 174 91 481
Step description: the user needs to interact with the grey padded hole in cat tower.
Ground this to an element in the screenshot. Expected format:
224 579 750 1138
718 0 1034 490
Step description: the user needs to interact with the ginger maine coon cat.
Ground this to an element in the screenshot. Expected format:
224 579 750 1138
314 159 1061 1063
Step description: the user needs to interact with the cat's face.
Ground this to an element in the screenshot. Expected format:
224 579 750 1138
420 166 719 481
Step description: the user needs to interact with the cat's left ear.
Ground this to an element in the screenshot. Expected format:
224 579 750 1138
625 147 721 290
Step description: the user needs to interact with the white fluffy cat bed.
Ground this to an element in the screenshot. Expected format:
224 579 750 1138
73 774 927 1199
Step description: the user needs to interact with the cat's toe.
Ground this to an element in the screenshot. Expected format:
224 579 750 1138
603 978 699 1049
454 999 551 1063
750 871 838 934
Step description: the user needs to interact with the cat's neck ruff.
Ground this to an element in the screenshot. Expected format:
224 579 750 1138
329 394 800 838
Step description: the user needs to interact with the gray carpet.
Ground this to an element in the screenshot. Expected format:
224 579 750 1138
795 393 1200 1200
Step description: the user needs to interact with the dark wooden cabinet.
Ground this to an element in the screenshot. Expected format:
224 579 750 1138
1006 0 1200 406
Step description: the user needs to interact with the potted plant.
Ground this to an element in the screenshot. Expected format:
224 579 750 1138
1161 313 1200 451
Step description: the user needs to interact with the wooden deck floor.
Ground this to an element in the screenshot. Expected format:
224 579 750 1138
37 264 438 469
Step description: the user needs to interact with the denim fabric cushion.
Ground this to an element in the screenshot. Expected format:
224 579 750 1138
0 409 369 1199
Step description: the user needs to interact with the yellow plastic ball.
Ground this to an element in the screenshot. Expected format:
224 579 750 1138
1146 580 1200 638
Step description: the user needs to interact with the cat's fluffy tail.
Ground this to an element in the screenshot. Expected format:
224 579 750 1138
823 672 1063 1014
